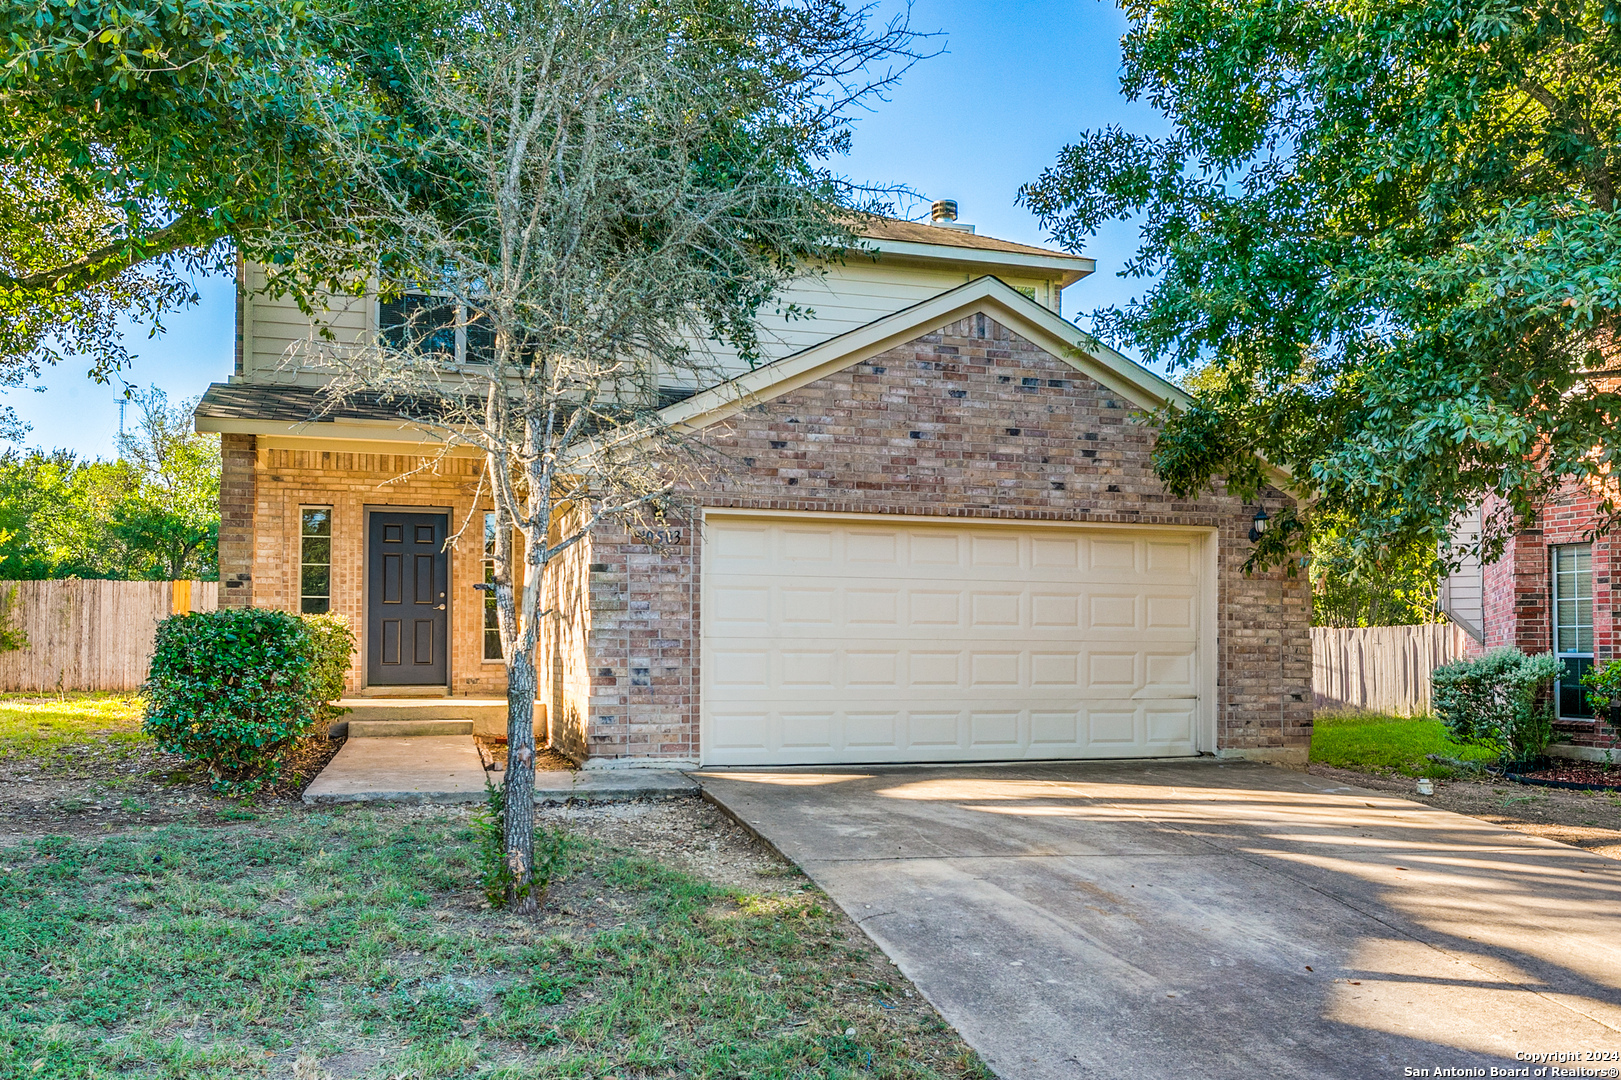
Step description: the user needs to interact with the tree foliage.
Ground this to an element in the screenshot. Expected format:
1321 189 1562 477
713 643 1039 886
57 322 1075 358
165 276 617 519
0 388 219 579
1021 0 1621 568
0 0 454 431
1309 512 1442 627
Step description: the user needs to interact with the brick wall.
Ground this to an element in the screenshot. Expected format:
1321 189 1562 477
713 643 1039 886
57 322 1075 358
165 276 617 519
219 434 257 608
556 313 1313 765
1483 486 1621 757
242 443 505 696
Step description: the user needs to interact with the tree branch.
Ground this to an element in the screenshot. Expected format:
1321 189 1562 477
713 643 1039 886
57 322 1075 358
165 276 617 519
1 211 224 296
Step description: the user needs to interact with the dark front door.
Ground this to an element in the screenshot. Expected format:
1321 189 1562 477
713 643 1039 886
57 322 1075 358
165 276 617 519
367 511 449 686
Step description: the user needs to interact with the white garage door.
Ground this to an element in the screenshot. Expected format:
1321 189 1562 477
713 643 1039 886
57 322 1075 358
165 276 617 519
700 514 1210 766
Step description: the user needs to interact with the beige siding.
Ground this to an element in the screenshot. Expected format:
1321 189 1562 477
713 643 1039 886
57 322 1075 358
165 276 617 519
701 260 1059 374
243 263 373 385
1439 507 1484 642
238 258 1066 389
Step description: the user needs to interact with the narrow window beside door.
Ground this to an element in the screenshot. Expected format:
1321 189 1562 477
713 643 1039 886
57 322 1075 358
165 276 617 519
300 508 333 614
483 513 502 660
1553 543 1594 719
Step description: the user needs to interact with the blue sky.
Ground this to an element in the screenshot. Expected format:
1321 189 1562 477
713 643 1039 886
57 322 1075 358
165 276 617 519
6 0 1165 458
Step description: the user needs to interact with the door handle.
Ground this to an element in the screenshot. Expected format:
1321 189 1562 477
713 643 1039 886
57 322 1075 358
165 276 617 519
434 604 446 611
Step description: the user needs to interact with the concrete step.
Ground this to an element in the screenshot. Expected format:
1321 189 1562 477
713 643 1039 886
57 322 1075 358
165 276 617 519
329 698 543 739
347 719 474 738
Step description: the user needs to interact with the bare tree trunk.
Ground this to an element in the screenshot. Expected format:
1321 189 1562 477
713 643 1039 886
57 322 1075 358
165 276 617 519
503 646 539 913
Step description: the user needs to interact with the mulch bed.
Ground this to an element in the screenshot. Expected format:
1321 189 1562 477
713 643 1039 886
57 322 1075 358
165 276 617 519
1514 760 1621 791
473 735 578 773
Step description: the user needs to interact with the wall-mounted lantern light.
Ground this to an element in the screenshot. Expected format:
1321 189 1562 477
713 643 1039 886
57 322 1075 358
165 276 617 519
1248 507 1270 543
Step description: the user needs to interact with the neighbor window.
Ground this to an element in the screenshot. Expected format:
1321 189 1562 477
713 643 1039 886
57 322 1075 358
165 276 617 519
379 294 494 364
483 513 502 661
1553 543 1594 719
300 508 333 614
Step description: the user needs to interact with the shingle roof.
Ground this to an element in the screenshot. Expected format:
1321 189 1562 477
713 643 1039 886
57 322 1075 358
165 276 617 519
195 383 443 425
195 381 698 426
857 216 1086 261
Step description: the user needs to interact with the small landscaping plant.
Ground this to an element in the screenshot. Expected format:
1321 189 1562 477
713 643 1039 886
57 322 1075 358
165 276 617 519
1580 660 1621 763
1431 647 1562 767
301 611 357 722
473 775 568 907
142 608 351 792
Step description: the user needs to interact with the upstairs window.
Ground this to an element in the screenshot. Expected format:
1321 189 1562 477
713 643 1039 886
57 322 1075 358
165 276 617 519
1552 543 1594 719
300 508 332 614
380 294 494 364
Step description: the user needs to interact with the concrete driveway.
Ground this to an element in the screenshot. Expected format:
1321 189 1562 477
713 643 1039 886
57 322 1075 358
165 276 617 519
697 760 1621 1079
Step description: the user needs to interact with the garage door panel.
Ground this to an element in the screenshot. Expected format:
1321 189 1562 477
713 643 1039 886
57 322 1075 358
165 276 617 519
846 712 899 748
710 711 769 751
969 711 1020 747
1147 705 1196 744
702 518 1207 765
1089 595 1139 629
781 712 835 749
1145 652 1196 690
1031 653 1079 686
1147 540 1194 574
1146 595 1196 629
1031 710 1082 745
1089 538 1138 572
1087 709 1139 744
910 652 961 687
710 649 769 687
782 528 835 561
912 712 968 748
908 531 961 565
781 588 835 624
969 652 1021 687
847 589 900 624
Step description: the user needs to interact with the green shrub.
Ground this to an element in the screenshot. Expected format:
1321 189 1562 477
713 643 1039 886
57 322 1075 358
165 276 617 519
1431 648 1562 765
1580 660 1621 749
300 612 356 720
142 608 319 791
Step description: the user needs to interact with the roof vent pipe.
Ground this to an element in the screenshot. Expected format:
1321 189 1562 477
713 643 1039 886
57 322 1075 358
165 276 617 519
928 198 974 233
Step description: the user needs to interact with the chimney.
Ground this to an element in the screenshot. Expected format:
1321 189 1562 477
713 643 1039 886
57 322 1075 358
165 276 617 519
929 198 974 233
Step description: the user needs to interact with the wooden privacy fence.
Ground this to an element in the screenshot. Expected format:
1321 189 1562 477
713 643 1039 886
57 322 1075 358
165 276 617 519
0 579 218 692
1312 622 1475 716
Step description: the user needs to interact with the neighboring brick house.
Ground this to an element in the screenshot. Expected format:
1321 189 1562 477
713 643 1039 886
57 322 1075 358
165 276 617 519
196 211 1312 768
1441 491 1621 761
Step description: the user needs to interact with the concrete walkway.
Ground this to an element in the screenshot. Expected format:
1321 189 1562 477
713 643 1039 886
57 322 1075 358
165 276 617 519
696 760 1621 1080
302 736 695 804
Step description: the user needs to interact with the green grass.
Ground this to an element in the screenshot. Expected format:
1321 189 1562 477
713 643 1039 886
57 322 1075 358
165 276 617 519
0 693 147 763
0 808 989 1079
1310 710 1500 777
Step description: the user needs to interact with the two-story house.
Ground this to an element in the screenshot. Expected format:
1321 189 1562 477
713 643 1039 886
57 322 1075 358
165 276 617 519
194 203 1311 768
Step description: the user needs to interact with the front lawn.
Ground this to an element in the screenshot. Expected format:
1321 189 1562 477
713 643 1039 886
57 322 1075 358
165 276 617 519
0 800 988 1079
0 692 147 763
1310 710 1500 777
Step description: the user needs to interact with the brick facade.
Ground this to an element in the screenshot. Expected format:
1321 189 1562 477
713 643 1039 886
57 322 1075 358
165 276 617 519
219 433 258 608
555 314 1313 766
223 440 505 696
1482 486 1621 759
